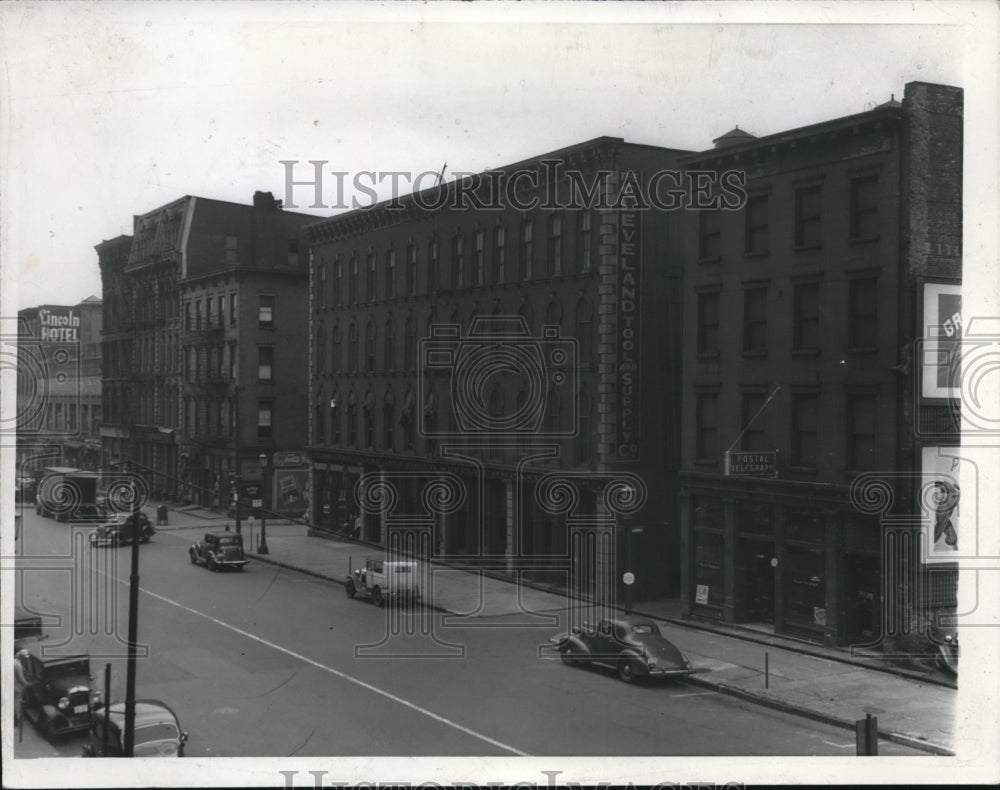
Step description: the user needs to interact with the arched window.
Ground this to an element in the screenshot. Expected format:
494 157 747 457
384 317 395 372
331 323 341 372
365 319 376 373
518 299 534 331
383 389 395 450
363 390 374 448
575 297 594 366
315 392 326 445
348 321 358 372
316 322 326 375
346 391 358 446
404 314 417 372
330 389 341 445
576 391 592 466
544 297 562 327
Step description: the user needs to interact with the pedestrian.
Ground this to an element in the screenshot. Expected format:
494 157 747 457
14 649 28 727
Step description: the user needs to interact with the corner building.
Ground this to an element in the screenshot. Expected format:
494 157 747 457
307 137 687 604
678 82 962 646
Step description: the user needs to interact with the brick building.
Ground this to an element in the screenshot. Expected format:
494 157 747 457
98 192 315 506
678 82 962 646
16 297 103 477
305 137 689 603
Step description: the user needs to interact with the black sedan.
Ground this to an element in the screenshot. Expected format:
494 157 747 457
83 700 188 757
550 615 702 683
189 532 248 571
89 512 154 547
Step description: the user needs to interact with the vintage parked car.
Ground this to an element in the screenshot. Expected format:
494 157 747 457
189 532 248 571
19 649 100 741
345 558 421 607
82 700 188 757
89 511 154 547
549 615 701 683
70 503 110 526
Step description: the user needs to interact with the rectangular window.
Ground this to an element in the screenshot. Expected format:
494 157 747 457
792 394 818 468
697 291 720 354
406 245 417 296
473 231 484 286
795 185 822 248
184 302 192 331
696 393 718 461
366 253 376 302
229 292 237 326
333 259 343 305
741 392 767 452
205 298 213 328
744 193 769 254
850 175 879 240
580 212 592 272
493 227 506 283
385 249 396 298
848 394 877 470
228 342 237 380
521 220 533 280
849 278 878 349
698 211 721 260
257 401 273 439
743 288 768 353
349 257 358 303
549 214 562 276
793 282 820 351
258 346 274 381
428 241 438 295
225 235 238 264
318 263 327 309
258 294 275 327
287 238 299 267
217 295 225 327
452 235 464 289
195 299 203 330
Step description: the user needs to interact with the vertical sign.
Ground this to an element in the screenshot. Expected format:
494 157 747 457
920 445 962 564
617 206 641 462
921 282 962 399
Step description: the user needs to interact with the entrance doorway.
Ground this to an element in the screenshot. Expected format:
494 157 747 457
741 539 775 623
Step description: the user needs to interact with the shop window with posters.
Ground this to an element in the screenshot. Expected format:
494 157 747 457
783 545 826 636
693 532 724 614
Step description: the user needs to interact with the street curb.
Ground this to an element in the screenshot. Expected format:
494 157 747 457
638 608 957 690
684 674 954 757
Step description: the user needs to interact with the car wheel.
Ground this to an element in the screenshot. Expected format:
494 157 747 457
189 549 197 565
41 716 55 743
208 557 217 572
346 579 356 598
141 530 151 543
618 658 638 683
372 587 384 608
560 646 578 666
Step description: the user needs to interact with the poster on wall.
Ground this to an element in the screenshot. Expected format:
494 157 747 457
921 446 962 563
921 282 962 399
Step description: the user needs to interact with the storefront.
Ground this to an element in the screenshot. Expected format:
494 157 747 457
680 473 881 647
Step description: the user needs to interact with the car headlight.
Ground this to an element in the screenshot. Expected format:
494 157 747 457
58 697 70 710
91 690 102 706
646 657 657 667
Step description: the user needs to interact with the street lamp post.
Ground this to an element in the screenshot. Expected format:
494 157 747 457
258 453 269 554
619 484 635 614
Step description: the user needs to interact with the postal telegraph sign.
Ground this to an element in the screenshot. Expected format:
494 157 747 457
725 451 778 478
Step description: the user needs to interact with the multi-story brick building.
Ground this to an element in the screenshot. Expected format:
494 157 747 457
305 137 691 602
678 82 962 647
98 192 314 507
16 297 103 477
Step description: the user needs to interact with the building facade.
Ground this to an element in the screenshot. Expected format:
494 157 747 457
678 82 962 646
306 137 690 603
16 297 103 477
99 192 314 506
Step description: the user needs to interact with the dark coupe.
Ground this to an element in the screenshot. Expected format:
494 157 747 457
89 511 154 547
83 700 188 757
550 615 701 683
189 532 248 571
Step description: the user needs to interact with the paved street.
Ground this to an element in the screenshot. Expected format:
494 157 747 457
13 507 929 757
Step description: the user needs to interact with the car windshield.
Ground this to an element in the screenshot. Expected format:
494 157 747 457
45 660 90 679
393 566 412 573
217 537 240 545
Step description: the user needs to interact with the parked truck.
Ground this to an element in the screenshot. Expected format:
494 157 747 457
34 467 100 522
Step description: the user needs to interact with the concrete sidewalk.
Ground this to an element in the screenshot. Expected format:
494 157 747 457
150 502 956 755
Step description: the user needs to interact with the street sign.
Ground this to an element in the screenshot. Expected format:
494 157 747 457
251 499 262 508
725 451 778 478
622 572 635 586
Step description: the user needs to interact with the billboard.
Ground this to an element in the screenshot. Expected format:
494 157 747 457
920 445 961 563
921 282 962 399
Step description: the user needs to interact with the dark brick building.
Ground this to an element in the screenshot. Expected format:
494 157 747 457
306 137 690 603
98 192 314 506
678 82 962 646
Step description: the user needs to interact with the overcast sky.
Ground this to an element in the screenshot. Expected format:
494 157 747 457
2 1 996 312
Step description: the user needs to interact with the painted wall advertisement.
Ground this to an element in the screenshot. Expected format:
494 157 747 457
920 445 962 563
921 282 962 399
